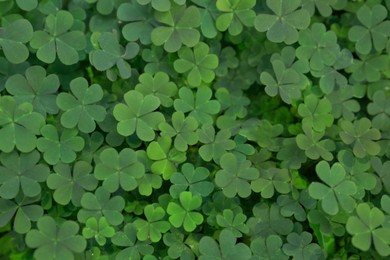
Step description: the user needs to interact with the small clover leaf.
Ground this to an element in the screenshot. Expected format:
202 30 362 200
5 66 60 116
371 157 390 193
192 0 219 38
346 203 390 257
255 0 311 44
133 204 170 242
215 0 256 36
30 11 86 65
82 217 115 246
0 96 45 153
169 163 214 198
367 90 390 131
215 88 249 118
47 161 98 206
173 42 219 87
348 4 390 55
0 151 49 199
216 209 249 237
326 87 360 121
298 94 334 132
167 191 203 232
339 117 381 158
86 0 115 15
151 5 201 52
163 229 195 259
347 54 388 83
199 229 252 260
94 148 145 193
215 153 259 198
25 216 86 260
37 124 85 165
0 19 33 64
301 0 337 17
308 161 357 215
282 232 325 260
251 235 288 260
56 77 106 133
113 90 165 141
251 168 291 199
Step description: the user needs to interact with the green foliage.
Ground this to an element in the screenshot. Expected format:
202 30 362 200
82 217 115 246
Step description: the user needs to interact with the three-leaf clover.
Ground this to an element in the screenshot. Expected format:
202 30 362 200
192 0 219 38
215 153 259 198
167 191 204 232
346 203 390 257
308 161 357 215
282 232 325 259
367 90 390 131
30 10 86 65
216 209 249 237
82 217 115 246
298 94 334 132
113 90 165 141
25 216 86 260
56 77 106 133
251 235 288 260
251 168 291 199
173 42 219 87
255 0 311 44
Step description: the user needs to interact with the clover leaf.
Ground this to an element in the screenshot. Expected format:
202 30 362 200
174 86 221 125
0 151 49 199
346 203 390 257
282 232 325 260
251 235 288 260
367 90 390 131
198 229 251 260
163 228 195 259
135 72 178 108
78 187 125 226
215 88 249 118
47 161 98 206
308 161 357 215
347 54 388 83
0 19 33 64
371 157 390 193
251 168 291 199
30 10 86 65
301 0 337 17
37 124 85 165
216 209 249 237
339 117 381 158
159 111 199 152
0 96 45 153
326 87 360 121
167 191 203 232
151 5 201 52
192 0 219 38
133 204 170 242
86 0 115 15
90 32 139 80
169 163 214 198
113 90 165 141
348 4 390 55
173 42 219 87
215 153 259 198
26 216 86 260
298 94 334 132
82 217 115 246
94 147 145 193
255 0 311 44
215 0 256 36
56 77 106 133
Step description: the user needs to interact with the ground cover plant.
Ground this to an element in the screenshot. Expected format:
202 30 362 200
1 0 390 259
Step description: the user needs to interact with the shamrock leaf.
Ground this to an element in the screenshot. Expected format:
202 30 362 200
26 216 86 260
5 66 60 116
167 191 203 232
135 72 178 108
90 32 139 80
296 23 340 70
159 111 199 152
339 117 381 158
86 0 115 15
151 5 201 52
216 209 249 237
173 42 219 87
371 157 390 193
82 217 115 246
163 228 195 259
137 0 183 12
308 161 357 215
169 163 214 198
56 77 106 133
215 153 259 198
277 194 309 222
348 4 390 54
215 0 256 36
251 235 288 260
301 0 337 17
282 232 325 260
347 54 388 83
94 148 145 193
346 203 390 257
0 151 49 199
197 125 236 162
133 204 170 242
47 161 98 206
326 87 360 121
367 90 390 131
251 168 291 199
30 10 86 65
0 19 33 63
37 124 85 165
174 86 221 125
277 137 307 169
255 0 311 44
0 96 45 153
215 88 249 118
198 229 251 260
192 0 219 38
298 94 334 132
0 195 43 234
78 187 125 226
113 90 165 141
260 59 302 104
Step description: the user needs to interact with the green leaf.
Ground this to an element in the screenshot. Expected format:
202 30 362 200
282 232 325 259
251 167 291 199
216 209 249 237
251 235 288 260
82 217 115 246
367 90 390 131
298 94 334 132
